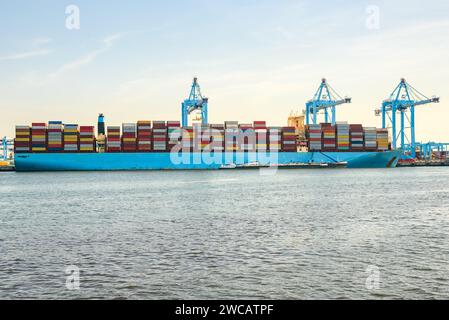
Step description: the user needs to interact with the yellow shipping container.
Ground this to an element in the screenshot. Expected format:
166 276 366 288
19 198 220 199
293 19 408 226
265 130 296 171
123 138 136 142
32 135 46 139
15 138 30 142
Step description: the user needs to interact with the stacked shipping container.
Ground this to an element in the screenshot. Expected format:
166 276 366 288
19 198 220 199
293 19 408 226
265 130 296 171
377 129 389 151
238 124 255 152
153 121 167 152
122 123 137 152
79 126 95 152
350 124 364 151
137 121 152 152
14 126 31 153
210 124 225 152
364 127 377 151
281 127 297 152
254 121 267 152
47 121 63 152
107 126 121 152
308 124 322 151
64 124 79 152
336 122 350 151
322 124 336 152
182 126 193 152
14 120 391 154
31 123 47 152
225 121 238 152
167 121 182 152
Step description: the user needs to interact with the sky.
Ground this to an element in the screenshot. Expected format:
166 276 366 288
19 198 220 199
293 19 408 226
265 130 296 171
0 0 448 141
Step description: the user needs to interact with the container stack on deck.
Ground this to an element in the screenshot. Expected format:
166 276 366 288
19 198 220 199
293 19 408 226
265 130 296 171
307 124 322 151
106 126 121 152
79 126 95 152
322 124 336 152
225 121 239 152
167 121 182 152
14 119 392 154
47 121 63 152
198 124 212 151
238 123 255 152
137 121 152 152
31 123 47 152
254 121 267 152
364 127 377 151
210 124 225 152
152 121 167 152
14 126 31 153
350 124 364 151
268 127 282 152
377 129 389 151
122 124 137 152
337 122 350 151
281 127 297 152
64 124 79 152
182 126 193 152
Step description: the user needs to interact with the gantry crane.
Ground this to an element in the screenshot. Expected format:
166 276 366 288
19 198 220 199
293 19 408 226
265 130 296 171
1 136 14 160
376 78 439 158
181 77 208 127
305 78 351 125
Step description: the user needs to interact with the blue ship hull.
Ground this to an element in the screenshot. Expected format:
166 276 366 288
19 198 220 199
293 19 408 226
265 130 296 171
14 151 400 171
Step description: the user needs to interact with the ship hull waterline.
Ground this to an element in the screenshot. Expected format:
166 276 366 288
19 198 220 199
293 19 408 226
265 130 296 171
14 151 400 172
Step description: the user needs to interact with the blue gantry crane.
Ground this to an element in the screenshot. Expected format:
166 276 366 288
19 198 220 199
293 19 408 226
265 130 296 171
181 77 208 127
376 78 440 158
1 136 14 160
414 142 449 161
305 78 352 126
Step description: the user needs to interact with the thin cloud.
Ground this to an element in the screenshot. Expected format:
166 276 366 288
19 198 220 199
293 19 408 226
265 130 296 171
50 33 125 78
0 49 51 61
33 37 53 45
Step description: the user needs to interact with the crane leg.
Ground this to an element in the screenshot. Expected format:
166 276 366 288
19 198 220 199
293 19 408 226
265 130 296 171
392 107 397 150
331 106 336 125
182 104 188 127
401 111 405 152
305 107 310 126
411 106 416 158
202 104 208 125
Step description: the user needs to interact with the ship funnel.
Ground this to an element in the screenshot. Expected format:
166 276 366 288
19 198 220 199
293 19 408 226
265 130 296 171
98 113 105 136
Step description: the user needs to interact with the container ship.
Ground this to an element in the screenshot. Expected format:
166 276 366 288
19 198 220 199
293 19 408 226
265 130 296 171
13 117 400 171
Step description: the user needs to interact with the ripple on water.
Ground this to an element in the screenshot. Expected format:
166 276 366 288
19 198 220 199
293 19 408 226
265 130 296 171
1 168 449 299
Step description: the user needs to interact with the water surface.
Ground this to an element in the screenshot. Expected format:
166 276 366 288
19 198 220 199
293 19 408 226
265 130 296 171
1 167 449 299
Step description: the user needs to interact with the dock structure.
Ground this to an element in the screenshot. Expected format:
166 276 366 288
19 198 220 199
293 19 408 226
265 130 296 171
0 162 15 171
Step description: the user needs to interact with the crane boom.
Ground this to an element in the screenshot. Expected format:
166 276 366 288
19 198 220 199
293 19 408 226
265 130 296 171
305 78 351 125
